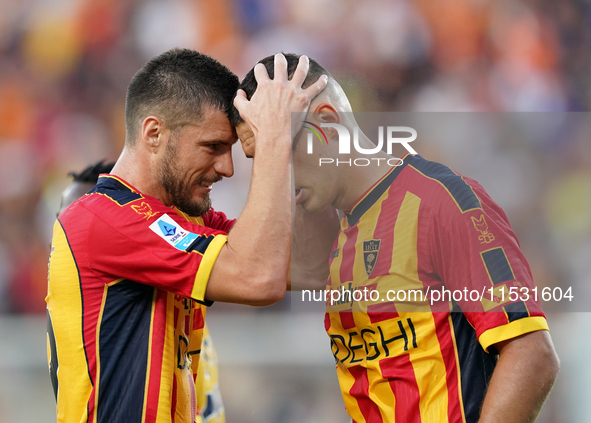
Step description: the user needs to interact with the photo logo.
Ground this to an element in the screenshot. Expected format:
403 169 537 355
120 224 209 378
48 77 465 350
303 121 329 148
303 122 418 167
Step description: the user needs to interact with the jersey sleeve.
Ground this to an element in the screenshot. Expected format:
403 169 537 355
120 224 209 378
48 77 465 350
83 199 227 304
430 179 548 352
203 208 236 233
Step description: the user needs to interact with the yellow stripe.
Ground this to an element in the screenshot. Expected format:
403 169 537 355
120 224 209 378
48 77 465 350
107 278 124 287
141 289 158 423
386 192 426 309
479 316 549 352
403 313 449 422
191 235 228 301
47 221 93 422
389 192 449 422
94 285 109 422
173 207 205 226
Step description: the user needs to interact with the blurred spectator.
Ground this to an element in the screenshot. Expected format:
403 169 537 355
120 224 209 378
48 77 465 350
0 0 587 321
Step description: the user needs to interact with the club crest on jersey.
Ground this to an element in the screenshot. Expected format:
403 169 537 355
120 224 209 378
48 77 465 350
363 239 381 276
149 214 199 251
471 214 495 244
131 202 157 220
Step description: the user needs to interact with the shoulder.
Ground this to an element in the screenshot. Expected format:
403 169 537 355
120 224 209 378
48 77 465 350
398 155 491 219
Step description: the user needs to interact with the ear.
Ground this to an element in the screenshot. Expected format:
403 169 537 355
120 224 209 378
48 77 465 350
312 103 340 140
141 116 166 152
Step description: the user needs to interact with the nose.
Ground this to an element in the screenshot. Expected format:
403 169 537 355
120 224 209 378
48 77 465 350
214 148 234 178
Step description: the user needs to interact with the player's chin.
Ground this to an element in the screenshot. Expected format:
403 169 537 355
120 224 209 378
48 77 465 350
300 197 325 215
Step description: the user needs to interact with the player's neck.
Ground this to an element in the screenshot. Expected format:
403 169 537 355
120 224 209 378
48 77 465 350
110 148 174 206
333 149 393 214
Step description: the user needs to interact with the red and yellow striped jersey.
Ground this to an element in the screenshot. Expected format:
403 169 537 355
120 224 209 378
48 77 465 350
325 154 548 423
46 175 233 423
175 210 225 423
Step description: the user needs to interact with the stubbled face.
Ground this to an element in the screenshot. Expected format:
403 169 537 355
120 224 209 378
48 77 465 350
158 107 236 217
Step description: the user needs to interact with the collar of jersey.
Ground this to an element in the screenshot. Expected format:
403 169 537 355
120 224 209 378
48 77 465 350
95 174 142 194
344 153 414 227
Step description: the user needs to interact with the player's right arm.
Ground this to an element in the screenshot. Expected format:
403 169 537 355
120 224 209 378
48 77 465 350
204 54 328 305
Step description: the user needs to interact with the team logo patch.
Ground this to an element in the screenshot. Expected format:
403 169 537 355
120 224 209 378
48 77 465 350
330 248 340 259
363 239 381 276
471 214 495 244
149 214 199 251
132 202 157 220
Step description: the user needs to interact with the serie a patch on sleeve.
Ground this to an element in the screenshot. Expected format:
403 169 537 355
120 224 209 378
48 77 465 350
149 214 200 251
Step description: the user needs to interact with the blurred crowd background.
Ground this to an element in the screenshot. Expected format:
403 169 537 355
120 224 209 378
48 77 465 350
0 0 589 422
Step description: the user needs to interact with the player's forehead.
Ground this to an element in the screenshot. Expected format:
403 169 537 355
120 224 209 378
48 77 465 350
185 107 237 144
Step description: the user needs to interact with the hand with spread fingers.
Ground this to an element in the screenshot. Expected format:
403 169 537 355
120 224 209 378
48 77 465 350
233 53 328 155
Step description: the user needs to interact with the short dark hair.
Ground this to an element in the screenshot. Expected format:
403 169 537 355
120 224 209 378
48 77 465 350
68 160 115 184
125 48 239 144
229 53 331 126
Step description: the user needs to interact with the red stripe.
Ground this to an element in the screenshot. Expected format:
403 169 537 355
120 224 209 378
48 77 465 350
171 374 177 422
366 185 405 324
339 310 356 330
363 281 400 323
380 354 422 423
81 281 107 421
193 307 204 330
348 365 384 422
434 313 464 423
87 396 95 423
369 185 402 278
367 301 399 323
81 280 106 387
144 289 168 423
324 313 331 331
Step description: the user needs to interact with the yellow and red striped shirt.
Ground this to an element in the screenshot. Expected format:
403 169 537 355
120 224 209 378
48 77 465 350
325 154 548 423
47 175 233 423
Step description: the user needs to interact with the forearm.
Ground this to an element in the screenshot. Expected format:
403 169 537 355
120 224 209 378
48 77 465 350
478 330 559 423
289 205 340 290
205 54 328 305
224 138 292 293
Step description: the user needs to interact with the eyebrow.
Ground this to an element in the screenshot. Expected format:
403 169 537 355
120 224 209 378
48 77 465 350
199 138 239 146
199 139 230 144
